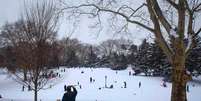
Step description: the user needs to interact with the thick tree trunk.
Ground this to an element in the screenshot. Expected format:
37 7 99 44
171 67 188 101
170 53 191 101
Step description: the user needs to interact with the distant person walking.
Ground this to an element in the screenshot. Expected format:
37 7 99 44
22 85 25 91
162 81 167 87
79 85 82 89
28 85 31 91
129 71 131 76
62 85 77 101
90 77 93 83
64 85 67 91
139 82 141 88
124 81 127 88
186 85 189 92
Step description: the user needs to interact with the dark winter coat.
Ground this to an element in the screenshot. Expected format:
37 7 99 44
62 86 77 101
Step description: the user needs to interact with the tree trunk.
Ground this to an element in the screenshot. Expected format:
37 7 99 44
34 80 38 101
171 55 191 101
34 89 38 101
23 69 27 81
171 67 187 101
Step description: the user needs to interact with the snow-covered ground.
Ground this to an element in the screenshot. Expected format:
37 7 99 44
0 67 201 101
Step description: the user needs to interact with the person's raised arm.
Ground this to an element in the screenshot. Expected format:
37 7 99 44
72 86 77 95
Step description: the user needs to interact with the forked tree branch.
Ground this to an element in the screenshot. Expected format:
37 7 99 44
166 0 179 9
61 4 154 32
151 0 172 34
146 0 173 62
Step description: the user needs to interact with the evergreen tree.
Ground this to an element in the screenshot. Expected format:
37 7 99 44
147 42 170 76
135 39 151 75
127 44 138 65
186 37 201 76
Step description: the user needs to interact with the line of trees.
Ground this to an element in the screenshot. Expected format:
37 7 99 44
2 32 201 74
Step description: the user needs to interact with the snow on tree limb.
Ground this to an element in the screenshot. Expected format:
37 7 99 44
170 28 179 38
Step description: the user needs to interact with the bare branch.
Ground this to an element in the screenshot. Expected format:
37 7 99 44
194 2 201 12
166 0 179 9
61 4 154 32
146 0 173 62
151 0 172 34
194 27 201 37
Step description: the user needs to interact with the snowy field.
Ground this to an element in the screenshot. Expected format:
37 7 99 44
0 67 201 101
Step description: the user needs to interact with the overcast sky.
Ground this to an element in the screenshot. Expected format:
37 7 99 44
0 0 150 45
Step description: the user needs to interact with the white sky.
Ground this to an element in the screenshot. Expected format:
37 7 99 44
0 0 150 45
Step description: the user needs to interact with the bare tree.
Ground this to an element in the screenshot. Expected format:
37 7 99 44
49 41 63 68
60 37 81 66
0 52 5 67
60 0 201 101
0 20 30 77
98 39 117 56
0 1 59 101
98 38 132 57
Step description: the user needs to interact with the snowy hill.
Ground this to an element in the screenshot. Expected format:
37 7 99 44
0 67 201 101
